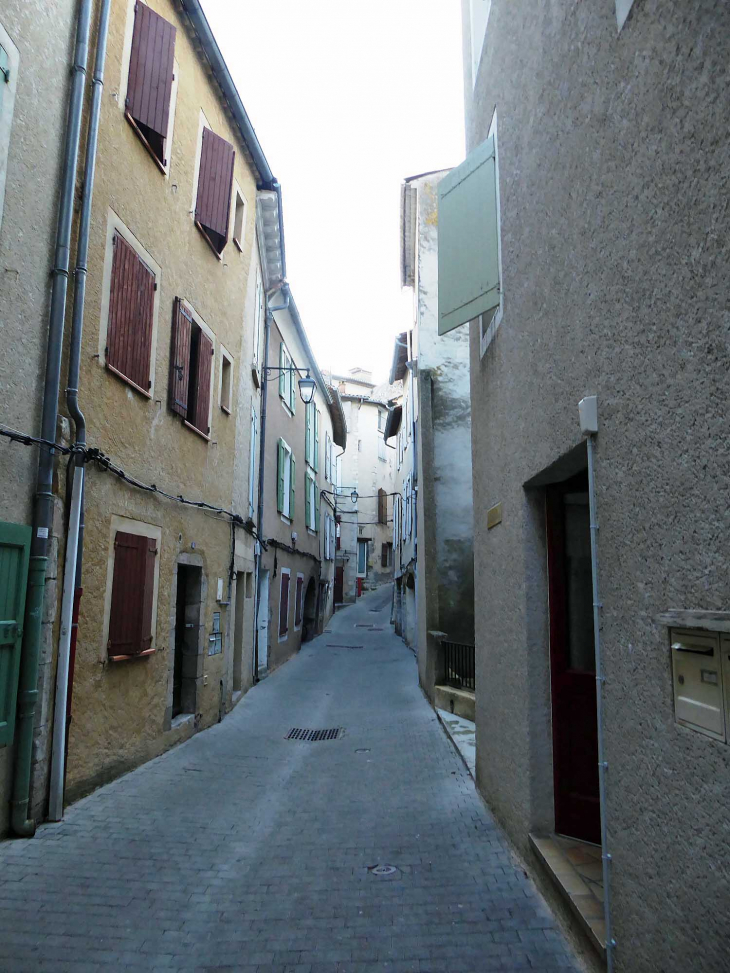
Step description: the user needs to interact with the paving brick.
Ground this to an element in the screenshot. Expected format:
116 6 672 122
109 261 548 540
0 587 580 972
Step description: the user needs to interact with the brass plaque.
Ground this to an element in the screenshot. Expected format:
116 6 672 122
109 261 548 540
487 502 502 530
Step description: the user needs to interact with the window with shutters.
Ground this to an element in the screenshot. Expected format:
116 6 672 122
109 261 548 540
378 489 388 526
106 230 157 396
278 569 290 640
0 26 19 233
277 438 295 521
168 298 215 438
107 528 159 661
232 186 247 251
305 471 318 532
248 409 257 518
125 2 177 172
194 126 235 256
219 347 233 414
252 267 264 377
305 400 320 471
0 522 31 747
357 539 368 578
381 543 392 569
278 341 296 414
294 574 304 630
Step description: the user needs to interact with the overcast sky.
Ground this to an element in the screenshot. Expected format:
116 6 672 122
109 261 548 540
201 0 465 384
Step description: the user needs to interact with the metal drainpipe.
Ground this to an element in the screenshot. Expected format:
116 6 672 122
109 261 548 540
10 0 93 838
586 435 615 970
48 0 112 823
253 283 289 680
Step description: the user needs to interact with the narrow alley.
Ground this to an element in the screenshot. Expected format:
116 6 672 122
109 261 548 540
0 586 580 973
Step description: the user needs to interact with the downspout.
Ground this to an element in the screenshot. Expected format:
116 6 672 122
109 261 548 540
48 0 112 822
586 428 615 970
253 283 289 680
10 0 93 837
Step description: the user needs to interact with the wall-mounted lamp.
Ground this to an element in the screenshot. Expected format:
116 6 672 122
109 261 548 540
264 365 316 405
350 490 358 504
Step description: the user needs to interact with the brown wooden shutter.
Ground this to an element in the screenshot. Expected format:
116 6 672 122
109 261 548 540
107 232 155 394
378 489 387 525
279 574 289 637
126 2 176 166
191 330 213 434
195 128 235 254
108 531 157 659
169 298 192 417
295 576 304 627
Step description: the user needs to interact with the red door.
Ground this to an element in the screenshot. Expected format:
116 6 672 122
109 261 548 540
546 471 600 844
334 566 344 605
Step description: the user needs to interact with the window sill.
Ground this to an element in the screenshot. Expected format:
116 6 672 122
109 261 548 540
251 363 261 388
194 220 224 261
125 112 167 175
184 420 211 442
233 236 243 252
220 404 231 416
280 397 294 417
108 647 156 663
106 362 152 399
280 513 292 525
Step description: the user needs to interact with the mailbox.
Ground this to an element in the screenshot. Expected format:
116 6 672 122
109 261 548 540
670 629 725 741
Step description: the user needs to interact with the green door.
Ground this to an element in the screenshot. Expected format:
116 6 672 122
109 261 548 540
0 522 31 747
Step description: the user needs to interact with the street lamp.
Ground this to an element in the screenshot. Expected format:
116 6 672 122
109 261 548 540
350 490 358 504
264 365 317 405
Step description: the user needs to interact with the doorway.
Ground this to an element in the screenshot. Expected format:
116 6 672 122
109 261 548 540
257 569 269 672
334 565 344 605
173 565 202 719
302 578 317 642
233 571 245 693
546 470 600 844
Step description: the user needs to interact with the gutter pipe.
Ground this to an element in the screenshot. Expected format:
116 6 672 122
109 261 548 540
48 0 112 822
11 0 93 837
586 434 615 969
253 284 290 680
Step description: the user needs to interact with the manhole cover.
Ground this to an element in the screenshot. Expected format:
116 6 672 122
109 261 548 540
368 864 397 876
286 727 343 742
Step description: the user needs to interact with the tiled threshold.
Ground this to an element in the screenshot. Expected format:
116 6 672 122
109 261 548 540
529 833 606 958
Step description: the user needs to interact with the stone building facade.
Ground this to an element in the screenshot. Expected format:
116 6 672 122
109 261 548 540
444 1 730 969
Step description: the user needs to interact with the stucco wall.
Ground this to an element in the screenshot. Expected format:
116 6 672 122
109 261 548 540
0 0 76 836
467 2 730 970
63 0 262 800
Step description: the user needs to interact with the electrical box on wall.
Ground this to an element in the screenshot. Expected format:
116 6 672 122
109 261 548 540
671 629 726 741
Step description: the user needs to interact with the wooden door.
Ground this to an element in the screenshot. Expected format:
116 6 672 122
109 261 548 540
546 471 600 844
334 566 344 605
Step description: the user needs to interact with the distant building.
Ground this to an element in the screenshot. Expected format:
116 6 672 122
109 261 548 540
325 369 399 604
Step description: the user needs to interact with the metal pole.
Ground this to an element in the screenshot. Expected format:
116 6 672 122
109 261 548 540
586 435 615 969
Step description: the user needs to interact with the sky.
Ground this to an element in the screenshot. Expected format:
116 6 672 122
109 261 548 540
201 0 465 384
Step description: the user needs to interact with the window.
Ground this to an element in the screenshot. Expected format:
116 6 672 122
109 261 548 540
294 574 304 629
381 543 393 569
248 409 257 518
468 0 492 89
305 400 317 468
278 342 296 414
245 571 253 599
357 539 368 578
377 489 388 525
125 3 176 171
277 438 295 519
324 432 331 481
305 471 320 532
378 409 386 432
336 519 341 550
324 514 335 561
195 127 235 256
279 569 290 639
0 26 19 233
378 437 386 462
393 497 400 547
219 349 232 414
107 530 158 661
438 122 501 353
106 231 156 396
168 298 214 437
232 188 246 250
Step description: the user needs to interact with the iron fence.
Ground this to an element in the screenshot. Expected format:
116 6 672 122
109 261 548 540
442 640 475 692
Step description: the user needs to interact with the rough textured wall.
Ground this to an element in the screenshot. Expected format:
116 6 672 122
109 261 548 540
0 0 76 836
468 2 730 971
65 0 262 800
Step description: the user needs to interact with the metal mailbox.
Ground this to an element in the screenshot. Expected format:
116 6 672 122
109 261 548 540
670 629 725 742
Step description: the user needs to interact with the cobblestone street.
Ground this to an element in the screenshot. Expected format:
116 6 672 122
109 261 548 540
0 586 581 973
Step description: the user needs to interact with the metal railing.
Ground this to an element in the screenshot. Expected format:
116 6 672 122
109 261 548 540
442 641 475 692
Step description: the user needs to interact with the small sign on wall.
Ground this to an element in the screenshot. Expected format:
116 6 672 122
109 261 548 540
487 502 502 530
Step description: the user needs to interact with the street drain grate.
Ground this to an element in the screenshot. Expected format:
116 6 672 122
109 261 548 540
326 643 364 649
286 727 343 742
355 624 373 628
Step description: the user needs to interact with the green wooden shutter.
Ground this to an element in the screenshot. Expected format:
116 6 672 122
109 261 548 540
305 471 312 529
314 485 320 533
314 410 320 472
438 134 500 335
305 402 312 466
289 364 296 414
289 455 295 518
0 522 32 747
279 344 286 398
277 439 285 512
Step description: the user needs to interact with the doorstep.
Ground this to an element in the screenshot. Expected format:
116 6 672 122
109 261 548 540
529 833 606 958
436 709 476 777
